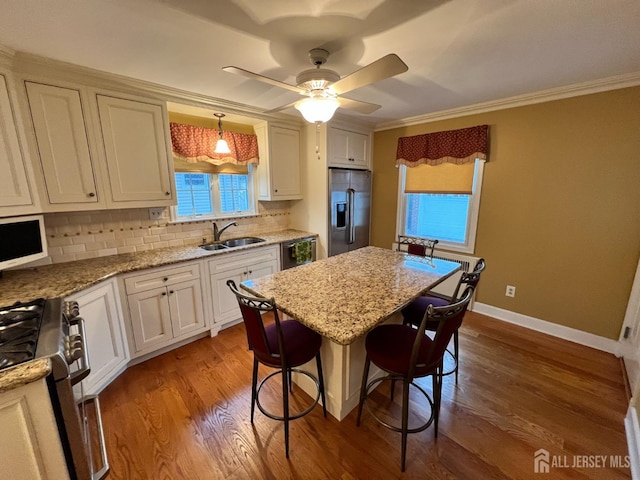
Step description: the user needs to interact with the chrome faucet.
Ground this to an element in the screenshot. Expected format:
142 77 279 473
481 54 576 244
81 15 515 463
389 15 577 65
213 221 237 242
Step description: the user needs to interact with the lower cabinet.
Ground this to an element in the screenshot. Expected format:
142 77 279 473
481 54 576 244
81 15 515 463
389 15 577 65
209 245 279 333
122 261 208 357
0 378 71 480
66 278 128 395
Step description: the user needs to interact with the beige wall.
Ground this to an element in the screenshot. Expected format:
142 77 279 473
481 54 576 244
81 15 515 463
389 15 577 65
371 87 640 339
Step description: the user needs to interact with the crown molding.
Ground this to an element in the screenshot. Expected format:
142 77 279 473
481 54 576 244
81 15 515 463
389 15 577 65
10 51 303 126
374 72 640 132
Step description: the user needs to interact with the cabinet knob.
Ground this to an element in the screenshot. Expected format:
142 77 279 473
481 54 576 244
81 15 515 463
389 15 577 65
165 191 171 196
161 292 167 296
169 290 174 294
88 192 96 197
163 277 168 282
274 189 278 193
248 270 252 274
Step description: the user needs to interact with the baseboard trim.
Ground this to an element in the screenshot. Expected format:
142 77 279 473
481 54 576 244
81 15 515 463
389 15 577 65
625 406 640 479
472 302 619 355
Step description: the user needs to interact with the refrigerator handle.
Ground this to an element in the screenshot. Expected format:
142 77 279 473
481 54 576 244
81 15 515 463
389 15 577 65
347 188 355 244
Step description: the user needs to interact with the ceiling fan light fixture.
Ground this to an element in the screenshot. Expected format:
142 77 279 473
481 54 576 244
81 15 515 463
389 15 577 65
213 112 232 154
295 96 340 123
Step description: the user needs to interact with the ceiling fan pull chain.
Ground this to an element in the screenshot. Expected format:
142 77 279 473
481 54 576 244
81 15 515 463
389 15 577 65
316 122 321 160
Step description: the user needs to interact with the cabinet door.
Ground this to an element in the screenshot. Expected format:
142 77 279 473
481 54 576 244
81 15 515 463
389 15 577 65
0 379 70 480
127 286 173 352
167 278 207 338
67 280 128 395
96 95 173 204
348 131 368 168
211 265 247 325
25 82 100 205
270 126 301 198
247 259 278 281
0 74 34 211
256 123 301 201
329 127 350 166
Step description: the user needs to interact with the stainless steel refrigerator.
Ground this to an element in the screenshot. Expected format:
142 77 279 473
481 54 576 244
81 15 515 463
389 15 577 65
328 168 371 257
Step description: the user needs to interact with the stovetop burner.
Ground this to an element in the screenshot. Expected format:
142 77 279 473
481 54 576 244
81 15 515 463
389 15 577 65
0 298 45 370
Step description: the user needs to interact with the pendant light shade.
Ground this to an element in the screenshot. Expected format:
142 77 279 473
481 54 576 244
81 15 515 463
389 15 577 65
295 95 340 123
213 113 231 154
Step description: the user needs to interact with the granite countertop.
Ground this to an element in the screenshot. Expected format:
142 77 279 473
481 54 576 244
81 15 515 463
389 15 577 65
0 229 316 306
241 246 461 345
0 358 51 393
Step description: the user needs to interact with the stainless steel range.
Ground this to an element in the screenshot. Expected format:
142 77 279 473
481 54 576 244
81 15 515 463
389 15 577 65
0 297 109 480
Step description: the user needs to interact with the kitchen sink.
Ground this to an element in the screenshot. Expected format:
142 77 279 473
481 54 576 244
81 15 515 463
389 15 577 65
200 243 229 251
222 237 265 247
200 237 265 251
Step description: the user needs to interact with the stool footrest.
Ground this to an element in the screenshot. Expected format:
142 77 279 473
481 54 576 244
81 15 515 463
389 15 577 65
256 368 322 422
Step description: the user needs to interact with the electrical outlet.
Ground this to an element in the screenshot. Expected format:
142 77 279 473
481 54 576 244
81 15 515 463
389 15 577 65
505 285 516 298
149 207 166 220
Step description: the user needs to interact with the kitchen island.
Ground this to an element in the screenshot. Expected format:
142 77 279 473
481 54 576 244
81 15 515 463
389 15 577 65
241 246 461 420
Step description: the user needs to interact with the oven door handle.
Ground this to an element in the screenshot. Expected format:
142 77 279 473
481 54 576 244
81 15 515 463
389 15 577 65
80 395 110 480
69 316 91 386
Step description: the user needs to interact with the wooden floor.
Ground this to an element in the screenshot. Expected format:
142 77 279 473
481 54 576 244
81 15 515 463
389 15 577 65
100 312 631 479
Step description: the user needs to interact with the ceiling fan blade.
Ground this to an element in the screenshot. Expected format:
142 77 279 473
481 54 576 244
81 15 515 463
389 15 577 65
331 54 408 95
337 97 381 114
222 66 304 94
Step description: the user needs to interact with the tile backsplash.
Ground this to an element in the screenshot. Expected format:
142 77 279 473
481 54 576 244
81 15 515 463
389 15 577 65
43 202 291 264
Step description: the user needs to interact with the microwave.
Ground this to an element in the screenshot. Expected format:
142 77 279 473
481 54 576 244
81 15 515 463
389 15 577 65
0 214 48 270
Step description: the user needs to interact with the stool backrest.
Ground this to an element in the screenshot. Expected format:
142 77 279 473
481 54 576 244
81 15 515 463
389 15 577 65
397 235 438 258
227 280 285 363
409 286 473 379
451 258 486 301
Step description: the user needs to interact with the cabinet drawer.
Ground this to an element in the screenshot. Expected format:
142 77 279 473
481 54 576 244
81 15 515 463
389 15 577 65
124 263 200 294
208 245 279 275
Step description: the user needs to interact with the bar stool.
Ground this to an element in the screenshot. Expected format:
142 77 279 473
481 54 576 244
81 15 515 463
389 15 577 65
227 280 326 458
401 258 486 382
357 287 473 472
397 235 438 257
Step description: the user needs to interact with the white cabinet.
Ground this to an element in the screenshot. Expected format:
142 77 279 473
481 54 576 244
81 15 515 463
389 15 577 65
328 126 369 169
96 94 175 206
255 122 301 200
66 279 128 395
0 378 70 480
123 262 207 356
208 245 279 332
19 80 175 212
25 82 102 207
0 72 37 215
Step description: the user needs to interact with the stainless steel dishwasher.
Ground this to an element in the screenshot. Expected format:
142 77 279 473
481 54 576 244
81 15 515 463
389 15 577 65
281 237 317 269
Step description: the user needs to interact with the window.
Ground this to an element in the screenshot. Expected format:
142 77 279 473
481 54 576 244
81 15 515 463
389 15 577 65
398 159 485 253
174 171 254 220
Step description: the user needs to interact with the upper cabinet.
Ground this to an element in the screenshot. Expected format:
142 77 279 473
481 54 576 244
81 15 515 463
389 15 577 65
328 126 370 170
0 72 38 215
255 122 302 200
20 80 176 211
25 82 101 207
95 94 174 206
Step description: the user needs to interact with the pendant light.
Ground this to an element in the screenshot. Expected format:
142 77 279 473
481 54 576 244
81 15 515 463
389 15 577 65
213 113 231 154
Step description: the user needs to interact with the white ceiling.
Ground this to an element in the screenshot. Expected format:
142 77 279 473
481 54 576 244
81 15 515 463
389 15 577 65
1 0 639 127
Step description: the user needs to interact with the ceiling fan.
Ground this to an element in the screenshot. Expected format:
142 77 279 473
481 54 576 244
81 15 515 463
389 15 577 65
223 48 408 123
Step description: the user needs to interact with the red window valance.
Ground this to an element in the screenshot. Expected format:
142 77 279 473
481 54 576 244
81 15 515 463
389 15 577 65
170 122 259 166
396 125 489 167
